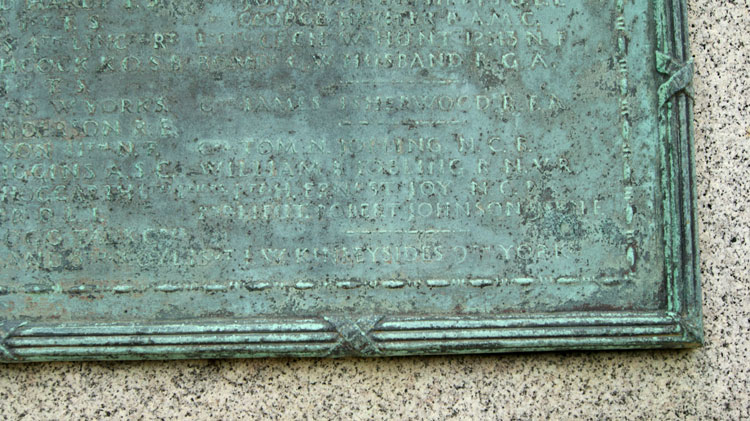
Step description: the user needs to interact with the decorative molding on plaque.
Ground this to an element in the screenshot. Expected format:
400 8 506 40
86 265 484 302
0 312 700 362
324 315 383 356
0 321 27 361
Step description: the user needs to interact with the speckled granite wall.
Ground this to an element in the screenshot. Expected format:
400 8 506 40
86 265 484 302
1 1 747 419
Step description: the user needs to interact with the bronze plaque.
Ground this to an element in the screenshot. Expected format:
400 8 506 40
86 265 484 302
0 0 701 361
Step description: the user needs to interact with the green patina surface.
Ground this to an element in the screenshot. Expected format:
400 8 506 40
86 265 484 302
0 0 701 361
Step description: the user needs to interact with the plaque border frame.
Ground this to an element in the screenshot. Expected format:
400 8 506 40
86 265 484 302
0 0 702 362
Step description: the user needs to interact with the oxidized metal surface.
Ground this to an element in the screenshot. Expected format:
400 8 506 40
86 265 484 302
0 0 701 361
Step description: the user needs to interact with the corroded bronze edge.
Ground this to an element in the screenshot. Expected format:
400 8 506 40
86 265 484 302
0 0 703 362
0 312 696 361
655 0 703 349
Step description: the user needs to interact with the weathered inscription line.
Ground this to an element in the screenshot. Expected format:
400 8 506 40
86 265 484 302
343 80 456 85
337 119 464 126
345 229 469 234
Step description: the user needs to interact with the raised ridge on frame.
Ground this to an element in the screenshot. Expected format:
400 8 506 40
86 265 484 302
0 312 697 361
